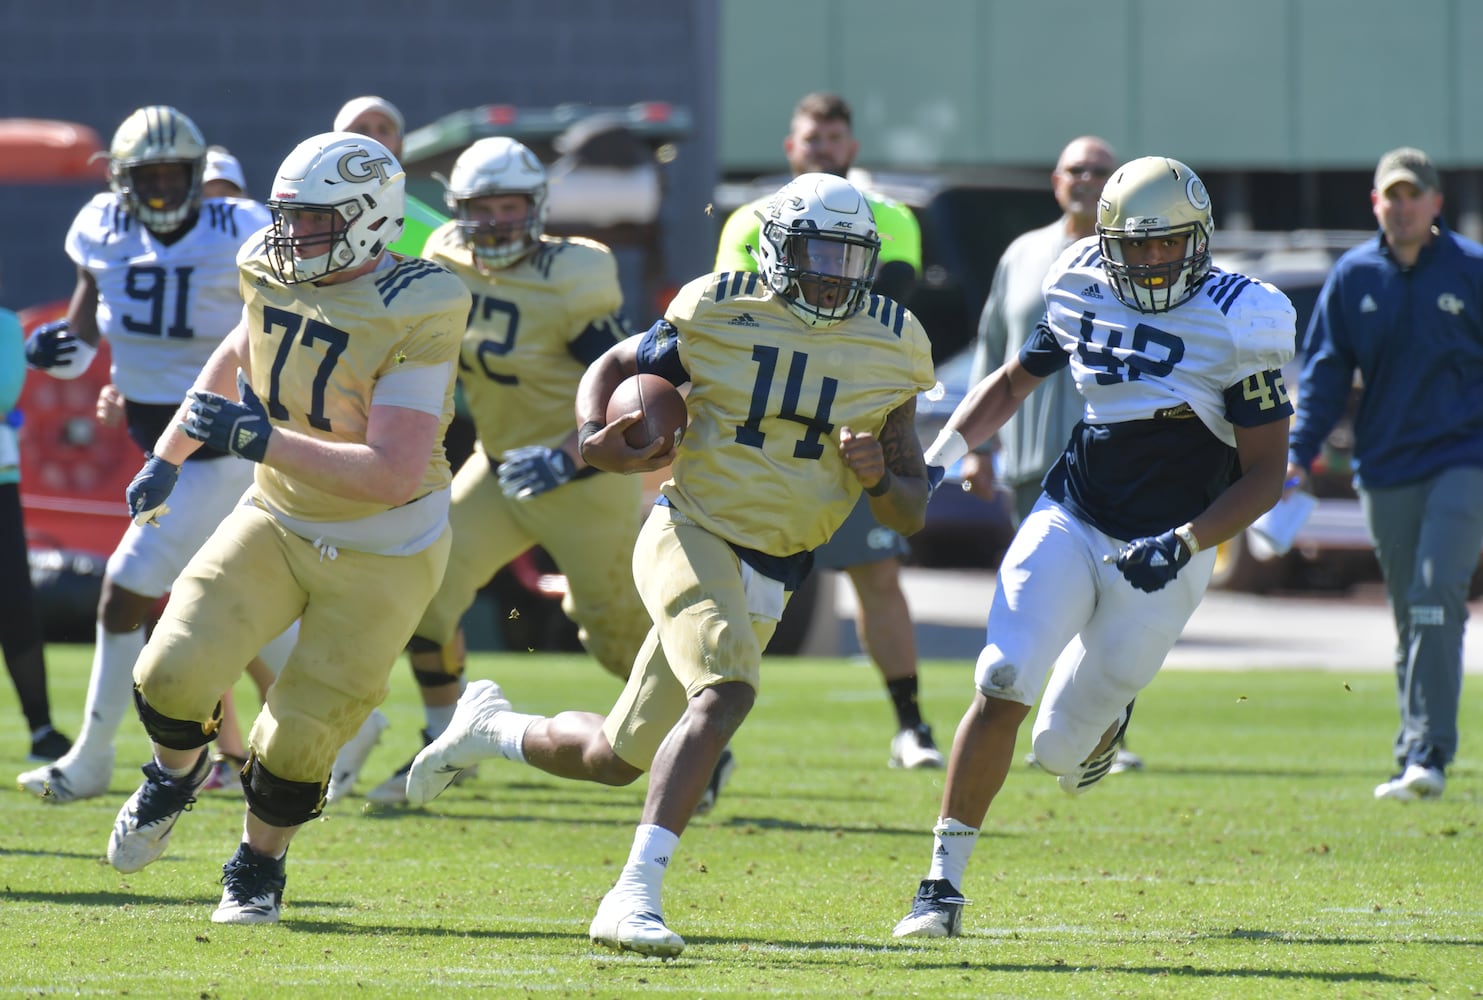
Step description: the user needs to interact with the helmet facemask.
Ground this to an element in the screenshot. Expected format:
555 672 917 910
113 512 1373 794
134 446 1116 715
755 172 881 329
443 137 548 273
108 106 207 235
264 132 405 285
1096 157 1213 314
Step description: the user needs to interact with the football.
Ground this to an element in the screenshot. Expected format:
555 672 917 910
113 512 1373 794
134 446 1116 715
605 372 687 453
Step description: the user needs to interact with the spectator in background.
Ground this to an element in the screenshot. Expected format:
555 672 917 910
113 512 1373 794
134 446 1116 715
1 305 73 762
965 135 1142 775
334 96 447 256
1287 146 1483 803
713 92 941 789
201 146 247 199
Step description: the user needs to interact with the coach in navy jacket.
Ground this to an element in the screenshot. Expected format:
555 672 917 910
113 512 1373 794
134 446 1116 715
1288 146 1483 803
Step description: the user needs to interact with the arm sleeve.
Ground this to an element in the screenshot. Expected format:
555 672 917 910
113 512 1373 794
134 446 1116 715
372 361 456 416
1018 320 1070 378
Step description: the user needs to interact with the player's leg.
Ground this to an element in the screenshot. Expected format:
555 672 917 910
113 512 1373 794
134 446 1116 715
20 457 252 802
533 472 649 680
895 500 1094 938
110 505 306 874
216 525 450 923
590 506 778 957
359 453 527 803
0 483 71 759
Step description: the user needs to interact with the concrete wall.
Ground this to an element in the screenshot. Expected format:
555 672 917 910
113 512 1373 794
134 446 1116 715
0 0 718 312
719 0 1483 173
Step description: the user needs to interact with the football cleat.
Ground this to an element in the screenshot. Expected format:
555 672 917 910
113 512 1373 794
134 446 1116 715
1058 700 1135 796
18 746 114 803
1109 746 1145 774
212 842 287 924
693 746 735 816
107 753 211 873
893 878 968 938
326 708 390 803
889 723 945 769
27 725 74 762
368 729 481 806
1374 763 1446 802
589 894 685 958
405 680 511 806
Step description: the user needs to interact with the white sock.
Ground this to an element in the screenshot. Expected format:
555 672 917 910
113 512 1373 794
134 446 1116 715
425 703 457 739
492 712 540 763
609 823 679 914
926 817 979 889
73 624 145 757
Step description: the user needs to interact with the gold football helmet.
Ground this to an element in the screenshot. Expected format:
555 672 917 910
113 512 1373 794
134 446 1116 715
108 106 208 234
1097 156 1213 313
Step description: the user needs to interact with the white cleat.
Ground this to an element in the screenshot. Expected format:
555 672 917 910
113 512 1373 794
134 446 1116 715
589 896 685 958
18 747 115 803
107 756 210 873
1374 764 1446 802
405 680 511 806
211 843 286 925
326 709 390 803
889 724 945 769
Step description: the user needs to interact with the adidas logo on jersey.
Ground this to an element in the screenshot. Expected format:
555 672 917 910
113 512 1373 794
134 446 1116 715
1081 284 1104 299
1359 294 1378 313
728 312 761 327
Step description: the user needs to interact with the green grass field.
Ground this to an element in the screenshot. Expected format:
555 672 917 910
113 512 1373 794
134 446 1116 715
1 645 1479 999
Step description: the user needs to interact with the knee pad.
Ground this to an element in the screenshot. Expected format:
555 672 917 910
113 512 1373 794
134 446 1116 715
407 634 463 687
133 686 221 751
242 754 326 828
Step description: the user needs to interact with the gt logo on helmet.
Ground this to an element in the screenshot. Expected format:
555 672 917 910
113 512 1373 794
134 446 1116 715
338 150 394 184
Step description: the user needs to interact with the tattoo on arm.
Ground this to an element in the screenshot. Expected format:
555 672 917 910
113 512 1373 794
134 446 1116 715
878 397 927 478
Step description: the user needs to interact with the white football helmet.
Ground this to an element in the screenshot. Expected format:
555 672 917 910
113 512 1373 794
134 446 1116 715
264 131 405 285
755 172 880 328
443 136 548 272
1097 156 1214 313
108 106 208 234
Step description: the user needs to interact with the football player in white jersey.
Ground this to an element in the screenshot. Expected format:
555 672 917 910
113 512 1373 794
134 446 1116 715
402 173 937 957
17 106 289 804
105 131 470 924
338 137 649 805
892 157 1297 939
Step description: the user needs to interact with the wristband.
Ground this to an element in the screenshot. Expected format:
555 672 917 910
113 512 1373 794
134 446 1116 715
923 427 968 470
865 470 893 497
1174 524 1201 557
576 420 604 452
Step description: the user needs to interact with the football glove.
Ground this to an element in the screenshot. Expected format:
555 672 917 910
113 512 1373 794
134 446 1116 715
1114 529 1193 593
926 464 948 496
183 370 272 463
25 320 97 380
497 445 577 500
126 454 179 527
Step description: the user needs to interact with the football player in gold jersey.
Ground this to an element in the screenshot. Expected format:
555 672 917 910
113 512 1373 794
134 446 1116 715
105 132 471 926
351 137 650 805
406 173 938 957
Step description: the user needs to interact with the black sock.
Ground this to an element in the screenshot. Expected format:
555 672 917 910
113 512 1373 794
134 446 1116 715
886 676 923 731
4 639 53 733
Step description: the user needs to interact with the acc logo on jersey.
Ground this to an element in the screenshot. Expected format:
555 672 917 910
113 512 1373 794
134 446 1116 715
1437 292 1466 316
338 149 394 185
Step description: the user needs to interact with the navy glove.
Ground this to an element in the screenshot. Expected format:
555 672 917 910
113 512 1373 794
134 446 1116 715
926 464 947 496
126 454 180 527
498 445 577 500
25 320 97 379
183 370 272 462
1114 529 1193 593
